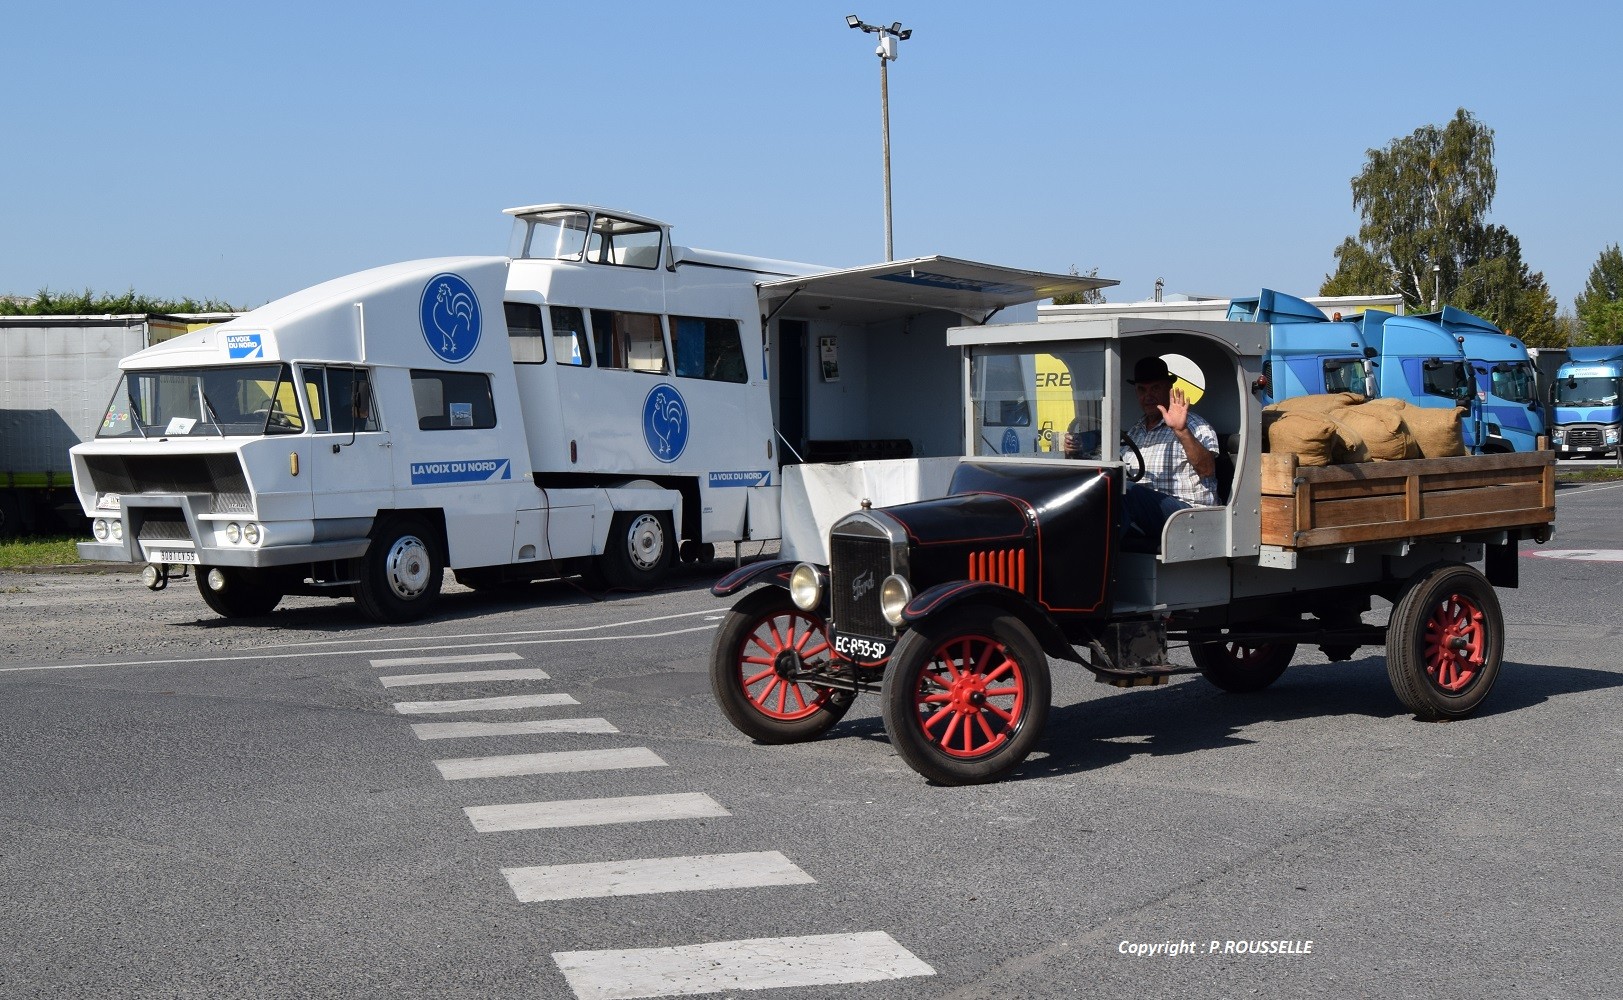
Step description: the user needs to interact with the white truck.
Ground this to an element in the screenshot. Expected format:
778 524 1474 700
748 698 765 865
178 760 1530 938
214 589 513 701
70 204 1104 621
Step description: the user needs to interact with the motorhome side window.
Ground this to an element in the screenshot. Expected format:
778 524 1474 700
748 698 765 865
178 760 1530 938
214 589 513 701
671 317 747 383
411 370 496 430
504 302 546 364
306 367 377 433
590 310 668 373
551 306 589 366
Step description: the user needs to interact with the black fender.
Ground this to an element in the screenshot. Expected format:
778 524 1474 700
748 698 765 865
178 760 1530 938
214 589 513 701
710 559 801 598
902 580 1083 665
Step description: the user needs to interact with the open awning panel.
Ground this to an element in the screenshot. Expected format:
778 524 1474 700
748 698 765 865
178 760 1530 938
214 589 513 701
758 256 1117 325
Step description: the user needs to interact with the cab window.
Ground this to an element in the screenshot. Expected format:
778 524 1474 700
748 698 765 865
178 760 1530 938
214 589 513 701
590 310 668 373
411 370 496 430
585 214 662 268
302 367 377 433
551 306 589 366
505 302 547 364
671 316 747 383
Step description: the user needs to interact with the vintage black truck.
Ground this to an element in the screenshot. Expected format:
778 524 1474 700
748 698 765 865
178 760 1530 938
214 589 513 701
707 316 1556 785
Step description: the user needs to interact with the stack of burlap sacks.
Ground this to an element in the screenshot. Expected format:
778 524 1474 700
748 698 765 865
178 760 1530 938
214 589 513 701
1263 392 1467 466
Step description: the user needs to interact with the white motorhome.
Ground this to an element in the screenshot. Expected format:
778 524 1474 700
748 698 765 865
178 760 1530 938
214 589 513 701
71 204 1106 620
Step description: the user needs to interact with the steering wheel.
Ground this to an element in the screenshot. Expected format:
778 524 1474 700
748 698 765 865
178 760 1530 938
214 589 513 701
1119 432 1146 482
253 405 296 430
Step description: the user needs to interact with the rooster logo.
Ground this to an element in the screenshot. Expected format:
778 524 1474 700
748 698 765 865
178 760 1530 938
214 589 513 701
642 384 689 463
418 272 482 363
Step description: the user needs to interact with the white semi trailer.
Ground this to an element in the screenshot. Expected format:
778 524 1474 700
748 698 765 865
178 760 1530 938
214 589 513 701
70 204 1105 620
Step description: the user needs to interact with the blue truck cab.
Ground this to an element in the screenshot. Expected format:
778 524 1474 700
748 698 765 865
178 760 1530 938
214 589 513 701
1550 346 1623 457
1417 306 1543 454
1228 290 1373 404
1353 310 1479 447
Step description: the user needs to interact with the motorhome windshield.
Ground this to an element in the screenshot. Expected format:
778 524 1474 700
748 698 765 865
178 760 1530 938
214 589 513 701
1555 375 1620 408
1490 362 1536 405
969 343 1105 458
509 209 590 261
509 210 663 268
96 364 303 438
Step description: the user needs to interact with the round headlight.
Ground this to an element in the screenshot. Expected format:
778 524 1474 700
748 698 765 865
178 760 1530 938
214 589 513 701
110 520 123 541
879 574 913 626
225 522 242 543
243 522 261 545
789 563 825 611
93 518 110 541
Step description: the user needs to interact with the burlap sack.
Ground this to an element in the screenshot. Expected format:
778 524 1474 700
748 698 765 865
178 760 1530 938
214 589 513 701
1264 410 1338 466
1362 395 1406 411
1266 392 1366 414
1403 405 1467 458
1331 404 1417 461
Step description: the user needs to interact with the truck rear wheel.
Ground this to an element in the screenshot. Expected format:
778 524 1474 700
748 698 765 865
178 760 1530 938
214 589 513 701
1189 633 1297 692
593 510 672 591
196 566 283 618
353 516 442 623
881 608 1050 785
709 587 853 743
1385 563 1503 719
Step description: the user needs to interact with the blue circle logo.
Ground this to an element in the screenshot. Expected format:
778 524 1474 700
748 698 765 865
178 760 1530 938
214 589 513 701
419 273 482 364
1001 428 1020 454
643 383 688 463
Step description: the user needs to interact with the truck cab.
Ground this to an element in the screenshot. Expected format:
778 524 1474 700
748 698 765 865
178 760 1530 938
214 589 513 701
1416 306 1543 453
1550 345 1623 457
1227 289 1373 404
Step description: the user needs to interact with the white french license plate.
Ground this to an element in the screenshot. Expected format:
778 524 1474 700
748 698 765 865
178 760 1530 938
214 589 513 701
151 550 200 565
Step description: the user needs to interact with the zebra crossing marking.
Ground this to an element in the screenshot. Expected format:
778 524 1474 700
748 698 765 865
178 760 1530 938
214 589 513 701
371 652 525 668
552 931 935 999
434 747 665 780
503 850 813 902
379 668 551 688
465 792 729 833
410 718 619 740
393 693 578 715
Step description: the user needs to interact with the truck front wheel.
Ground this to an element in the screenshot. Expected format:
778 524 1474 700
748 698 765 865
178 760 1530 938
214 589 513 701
196 566 283 618
881 608 1051 785
1189 633 1297 692
1385 563 1503 719
709 587 853 743
592 511 672 591
354 516 443 623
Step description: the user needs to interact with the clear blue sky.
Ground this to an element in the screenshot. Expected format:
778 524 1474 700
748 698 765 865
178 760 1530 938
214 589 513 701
2 0 1616 312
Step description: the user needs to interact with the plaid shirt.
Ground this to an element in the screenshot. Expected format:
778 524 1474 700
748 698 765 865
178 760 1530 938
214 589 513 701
1126 410 1219 506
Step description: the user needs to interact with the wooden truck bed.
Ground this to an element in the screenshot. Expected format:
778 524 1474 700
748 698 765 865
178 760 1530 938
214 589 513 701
1259 450 1556 550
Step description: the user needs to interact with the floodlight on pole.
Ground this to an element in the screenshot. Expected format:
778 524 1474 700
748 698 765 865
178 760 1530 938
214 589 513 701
846 15 911 261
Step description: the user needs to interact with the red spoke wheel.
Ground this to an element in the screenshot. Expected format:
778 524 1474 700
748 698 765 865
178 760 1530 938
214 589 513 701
881 607 1050 785
1386 563 1503 719
709 587 853 744
1190 632 1297 693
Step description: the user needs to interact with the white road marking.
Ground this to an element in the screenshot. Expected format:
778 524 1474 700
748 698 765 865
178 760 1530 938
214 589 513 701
379 668 551 688
503 851 814 902
465 792 729 832
553 932 935 999
370 652 525 668
256 608 724 650
410 719 619 740
434 747 665 780
3 625 719 675
394 693 578 715
1525 549 1623 561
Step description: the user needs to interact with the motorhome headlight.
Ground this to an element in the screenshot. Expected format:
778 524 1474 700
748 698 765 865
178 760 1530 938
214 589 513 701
225 522 242 544
879 574 913 626
789 563 825 611
110 520 122 541
243 522 261 545
93 518 110 541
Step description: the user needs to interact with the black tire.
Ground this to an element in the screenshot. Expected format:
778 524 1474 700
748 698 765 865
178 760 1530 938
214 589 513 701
594 510 672 591
353 516 443 623
195 566 283 618
1190 632 1297 692
1385 563 1503 719
709 587 854 743
881 607 1051 785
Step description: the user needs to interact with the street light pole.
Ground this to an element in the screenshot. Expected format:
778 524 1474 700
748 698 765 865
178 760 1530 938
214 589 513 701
846 15 911 261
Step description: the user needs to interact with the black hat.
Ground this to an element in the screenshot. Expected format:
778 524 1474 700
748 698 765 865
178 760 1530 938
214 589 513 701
1129 356 1174 384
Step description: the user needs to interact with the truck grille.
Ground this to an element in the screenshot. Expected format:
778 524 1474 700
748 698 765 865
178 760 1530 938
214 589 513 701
1567 427 1604 448
83 454 253 514
830 534 893 639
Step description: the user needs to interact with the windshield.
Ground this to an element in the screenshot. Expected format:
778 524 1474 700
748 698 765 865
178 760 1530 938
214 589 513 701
1488 362 1536 404
969 343 1106 458
1555 375 1620 408
96 364 304 438
509 209 589 261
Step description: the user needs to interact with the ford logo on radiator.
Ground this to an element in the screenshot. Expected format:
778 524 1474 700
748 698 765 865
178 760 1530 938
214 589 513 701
852 569 875 601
